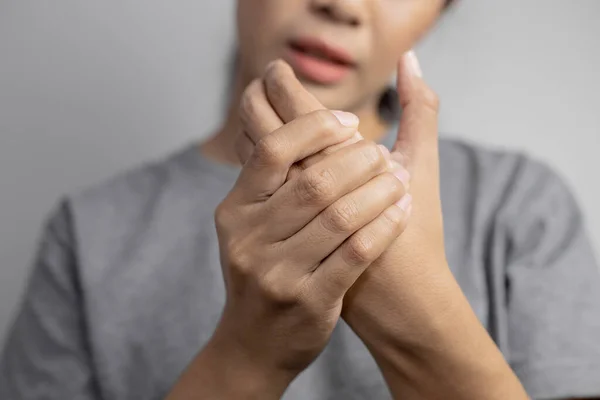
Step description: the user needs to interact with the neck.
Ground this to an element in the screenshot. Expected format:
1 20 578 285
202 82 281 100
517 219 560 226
201 74 391 165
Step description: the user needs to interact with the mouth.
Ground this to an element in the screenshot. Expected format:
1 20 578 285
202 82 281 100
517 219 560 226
285 37 356 85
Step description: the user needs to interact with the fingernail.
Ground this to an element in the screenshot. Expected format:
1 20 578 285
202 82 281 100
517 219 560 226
396 194 413 213
377 144 391 161
331 110 359 127
343 131 363 146
393 166 411 189
390 151 405 166
405 50 423 78
387 159 400 171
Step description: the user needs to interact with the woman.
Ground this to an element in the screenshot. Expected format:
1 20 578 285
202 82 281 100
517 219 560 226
2 0 600 399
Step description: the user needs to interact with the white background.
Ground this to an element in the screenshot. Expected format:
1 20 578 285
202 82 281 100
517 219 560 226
1 0 599 341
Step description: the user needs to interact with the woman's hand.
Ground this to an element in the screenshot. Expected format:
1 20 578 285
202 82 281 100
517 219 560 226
343 51 446 337
232 56 528 399
169 66 409 396
339 52 529 399
189 61 410 398
235 61 372 177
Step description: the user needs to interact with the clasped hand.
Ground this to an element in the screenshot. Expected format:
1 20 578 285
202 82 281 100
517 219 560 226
214 51 445 380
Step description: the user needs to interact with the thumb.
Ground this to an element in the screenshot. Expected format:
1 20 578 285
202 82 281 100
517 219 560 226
393 51 440 180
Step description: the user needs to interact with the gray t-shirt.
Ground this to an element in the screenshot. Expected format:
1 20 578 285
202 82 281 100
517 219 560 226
2 134 600 400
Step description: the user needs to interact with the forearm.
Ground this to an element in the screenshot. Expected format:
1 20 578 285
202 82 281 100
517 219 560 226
344 261 528 400
165 326 294 400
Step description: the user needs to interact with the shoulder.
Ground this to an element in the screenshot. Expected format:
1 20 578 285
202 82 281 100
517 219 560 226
67 147 184 221
438 136 577 214
439 136 561 183
439 136 590 268
43 144 211 251
438 136 587 263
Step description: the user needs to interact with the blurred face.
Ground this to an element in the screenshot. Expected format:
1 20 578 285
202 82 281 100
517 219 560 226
236 0 446 112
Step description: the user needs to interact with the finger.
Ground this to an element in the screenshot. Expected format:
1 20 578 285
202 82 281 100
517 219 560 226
296 136 401 176
263 60 324 122
239 78 284 144
287 130 365 181
262 60 363 177
232 109 358 202
235 130 256 165
263 140 390 239
283 168 408 270
289 141 401 193
310 198 412 300
393 50 440 176
295 130 365 170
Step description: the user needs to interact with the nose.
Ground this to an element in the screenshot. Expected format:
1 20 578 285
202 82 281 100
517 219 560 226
309 0 365 27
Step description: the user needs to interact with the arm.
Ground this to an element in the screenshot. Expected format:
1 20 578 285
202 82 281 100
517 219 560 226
345 52 600 399
234 55 529 398
346 165 600 400
501 157 600 400
165 327 293 400
345 260 527 399
343 52 529 399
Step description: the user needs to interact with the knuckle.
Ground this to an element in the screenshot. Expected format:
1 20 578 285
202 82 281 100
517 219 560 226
383 203 406 227
383 172 405 198
214 201 233 230
322 200 360 234
239 80 262 123
343 233 377 267
297 169 336 203
227 241 254 276
253 134 287 166
358 141 386 170
311 109 339 135
258 271 299 305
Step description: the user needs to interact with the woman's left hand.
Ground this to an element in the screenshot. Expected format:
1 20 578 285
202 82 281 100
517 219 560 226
341 53 528 400
342 50 449 344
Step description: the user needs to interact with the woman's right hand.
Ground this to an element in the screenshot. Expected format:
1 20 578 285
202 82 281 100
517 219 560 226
212 63 409 393
166 62 409 399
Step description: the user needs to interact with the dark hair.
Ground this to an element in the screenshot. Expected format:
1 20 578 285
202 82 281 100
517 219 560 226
378 87 400 123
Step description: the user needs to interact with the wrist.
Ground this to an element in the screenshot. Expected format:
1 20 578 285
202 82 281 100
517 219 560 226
344 262 527 399
204 325 296 399
370 303 526 399
343 257 456 346
167 323 295 400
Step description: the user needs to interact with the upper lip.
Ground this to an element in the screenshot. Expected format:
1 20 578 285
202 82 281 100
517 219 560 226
288 36 356 66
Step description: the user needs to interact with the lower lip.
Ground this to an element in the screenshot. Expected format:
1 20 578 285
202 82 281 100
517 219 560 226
285 47 353 85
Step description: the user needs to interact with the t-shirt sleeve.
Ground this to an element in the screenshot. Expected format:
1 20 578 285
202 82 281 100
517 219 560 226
0 201 99 399
503 158 600 399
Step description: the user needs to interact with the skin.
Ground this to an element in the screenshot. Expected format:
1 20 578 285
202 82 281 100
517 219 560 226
167 1 596 399
202 0 444 163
